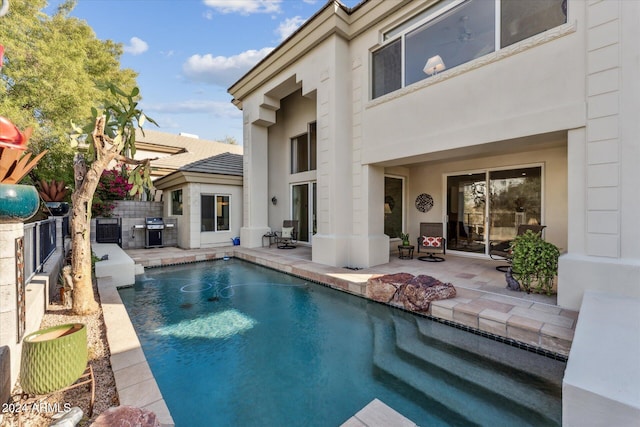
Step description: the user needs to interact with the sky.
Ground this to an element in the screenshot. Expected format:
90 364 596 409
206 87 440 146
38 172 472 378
41 0 362 145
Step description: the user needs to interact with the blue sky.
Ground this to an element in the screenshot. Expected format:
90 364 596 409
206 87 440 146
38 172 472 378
44 0 361 144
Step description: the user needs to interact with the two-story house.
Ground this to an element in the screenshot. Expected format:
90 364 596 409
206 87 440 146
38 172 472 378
228 0 639 312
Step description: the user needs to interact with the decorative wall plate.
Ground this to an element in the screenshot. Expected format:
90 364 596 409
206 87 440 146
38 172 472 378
415 193 434 212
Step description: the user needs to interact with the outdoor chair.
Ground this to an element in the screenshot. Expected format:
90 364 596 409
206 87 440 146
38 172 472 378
417 222 446 262
275 220 298 249
489 224 546 272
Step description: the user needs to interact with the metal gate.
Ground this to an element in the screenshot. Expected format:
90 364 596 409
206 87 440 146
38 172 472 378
96 218 121 246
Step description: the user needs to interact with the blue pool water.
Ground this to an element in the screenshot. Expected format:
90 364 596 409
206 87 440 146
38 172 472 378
119 259 565 427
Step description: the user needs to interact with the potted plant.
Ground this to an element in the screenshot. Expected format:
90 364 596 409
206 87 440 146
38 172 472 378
39 178 70 216
0 116 47 222
399 232 410 246
510 230 560 295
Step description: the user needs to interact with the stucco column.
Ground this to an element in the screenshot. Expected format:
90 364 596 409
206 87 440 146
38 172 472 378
240 119 271 247
0 222 23 404
312 36 354 267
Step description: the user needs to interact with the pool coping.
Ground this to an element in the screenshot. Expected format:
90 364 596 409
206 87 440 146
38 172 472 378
97 274 175 427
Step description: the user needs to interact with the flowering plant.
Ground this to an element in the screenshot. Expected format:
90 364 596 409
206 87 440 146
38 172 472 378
91 169 133 217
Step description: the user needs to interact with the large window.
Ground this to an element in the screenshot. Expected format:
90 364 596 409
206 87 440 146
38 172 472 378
201 194 230 232
372 0 567 98
291 122 317 174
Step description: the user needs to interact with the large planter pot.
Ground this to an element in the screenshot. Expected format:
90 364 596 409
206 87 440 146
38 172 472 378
0 183 39 222
20 323 88 395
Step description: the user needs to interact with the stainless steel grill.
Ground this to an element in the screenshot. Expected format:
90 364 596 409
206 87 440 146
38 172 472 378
145 217 165 247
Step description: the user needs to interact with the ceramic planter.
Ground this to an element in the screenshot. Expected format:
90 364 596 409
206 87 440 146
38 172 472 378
0 183 39 222
20 323 88 394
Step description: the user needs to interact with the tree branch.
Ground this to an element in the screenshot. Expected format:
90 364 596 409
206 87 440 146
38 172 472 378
113 154 158 165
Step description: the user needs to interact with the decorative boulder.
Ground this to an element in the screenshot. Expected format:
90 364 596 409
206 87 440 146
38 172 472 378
91 406 160 427
365 273 415 303
396 275 457 312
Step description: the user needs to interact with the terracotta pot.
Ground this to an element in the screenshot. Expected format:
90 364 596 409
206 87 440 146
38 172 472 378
0 183 39 222
19 323 88 394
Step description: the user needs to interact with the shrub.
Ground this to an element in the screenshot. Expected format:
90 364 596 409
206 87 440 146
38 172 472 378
511 230 560 295
91 169 133 217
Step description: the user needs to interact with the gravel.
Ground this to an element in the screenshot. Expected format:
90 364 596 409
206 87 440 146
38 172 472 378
0 280 118 427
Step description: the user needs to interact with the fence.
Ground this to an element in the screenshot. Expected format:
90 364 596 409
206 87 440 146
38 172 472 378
23 216 67 283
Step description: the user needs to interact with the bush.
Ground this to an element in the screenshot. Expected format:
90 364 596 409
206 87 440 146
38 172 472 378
511 230 560 295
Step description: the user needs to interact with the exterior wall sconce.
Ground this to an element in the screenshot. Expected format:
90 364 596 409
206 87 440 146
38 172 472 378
384 203 392 215
423 55 446 76
271 196 277 205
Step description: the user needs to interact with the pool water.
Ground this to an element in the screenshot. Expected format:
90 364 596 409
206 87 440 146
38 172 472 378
119 259 565 426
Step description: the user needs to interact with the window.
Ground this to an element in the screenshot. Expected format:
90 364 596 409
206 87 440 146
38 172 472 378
372 0 567 98
384 176 404 239
201 194 230 232
171 189 183 215
501 0 567 47
291 122 317 174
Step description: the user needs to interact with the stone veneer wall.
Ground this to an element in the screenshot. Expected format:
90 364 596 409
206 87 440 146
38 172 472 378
90 201 177 249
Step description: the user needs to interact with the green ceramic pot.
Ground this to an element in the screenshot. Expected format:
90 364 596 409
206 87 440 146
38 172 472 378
20 323 88 395
0 183 39 222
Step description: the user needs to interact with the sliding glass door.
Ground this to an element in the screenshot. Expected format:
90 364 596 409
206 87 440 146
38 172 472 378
446 166 542 255
291 182 316 243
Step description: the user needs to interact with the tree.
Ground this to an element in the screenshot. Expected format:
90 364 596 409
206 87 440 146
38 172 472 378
0 0 138 185
68 84 156 314
220 135 238 145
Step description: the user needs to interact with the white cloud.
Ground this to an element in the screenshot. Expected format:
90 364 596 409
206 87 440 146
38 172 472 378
203 0 281 15
303 0 318 4
145 100 241 119
123 37 148 55
276 16 306 41
182 47 275 87
203 10 214 20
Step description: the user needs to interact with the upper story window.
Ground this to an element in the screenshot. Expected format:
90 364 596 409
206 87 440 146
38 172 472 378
291 122 317 174
372 0 567 99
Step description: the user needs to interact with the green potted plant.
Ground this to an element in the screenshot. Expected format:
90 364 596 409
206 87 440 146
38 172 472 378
0 116 47 221
510 230 560 295
399 232 410 246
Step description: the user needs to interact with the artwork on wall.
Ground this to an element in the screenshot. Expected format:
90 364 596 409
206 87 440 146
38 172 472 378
415 193 434 212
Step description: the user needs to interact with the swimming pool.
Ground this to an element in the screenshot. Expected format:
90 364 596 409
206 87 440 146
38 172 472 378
119 258 565 426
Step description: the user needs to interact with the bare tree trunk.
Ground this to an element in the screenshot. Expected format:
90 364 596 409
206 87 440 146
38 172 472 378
68 127 115 314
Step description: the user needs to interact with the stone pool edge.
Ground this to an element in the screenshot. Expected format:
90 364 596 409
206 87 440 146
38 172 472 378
97 274 175 427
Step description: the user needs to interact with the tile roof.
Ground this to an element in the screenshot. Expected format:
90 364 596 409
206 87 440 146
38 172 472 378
179 152 243 176
135 128 243 171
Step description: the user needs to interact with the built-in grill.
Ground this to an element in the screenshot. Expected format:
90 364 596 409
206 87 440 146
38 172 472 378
145 217 165 248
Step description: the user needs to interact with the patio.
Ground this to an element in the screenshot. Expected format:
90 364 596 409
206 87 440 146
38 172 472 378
126 244 576 357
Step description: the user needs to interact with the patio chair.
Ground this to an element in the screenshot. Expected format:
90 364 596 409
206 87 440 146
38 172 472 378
275 220 298 249
489 224 546 272
417 222 446 262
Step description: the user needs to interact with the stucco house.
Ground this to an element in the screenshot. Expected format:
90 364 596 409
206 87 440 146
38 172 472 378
228 0 639 314
153 152 243 249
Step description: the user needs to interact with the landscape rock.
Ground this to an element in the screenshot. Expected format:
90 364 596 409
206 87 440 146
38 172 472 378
397 274 457 312
366 273 456 312
90 406 160 427
365 273 415 303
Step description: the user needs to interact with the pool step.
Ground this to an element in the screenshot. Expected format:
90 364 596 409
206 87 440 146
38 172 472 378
414 316 565 387
369 312 561 426
391 315 561 423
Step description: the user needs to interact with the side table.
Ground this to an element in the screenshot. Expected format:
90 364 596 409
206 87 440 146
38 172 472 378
398 245 414 259
262 232 277 247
